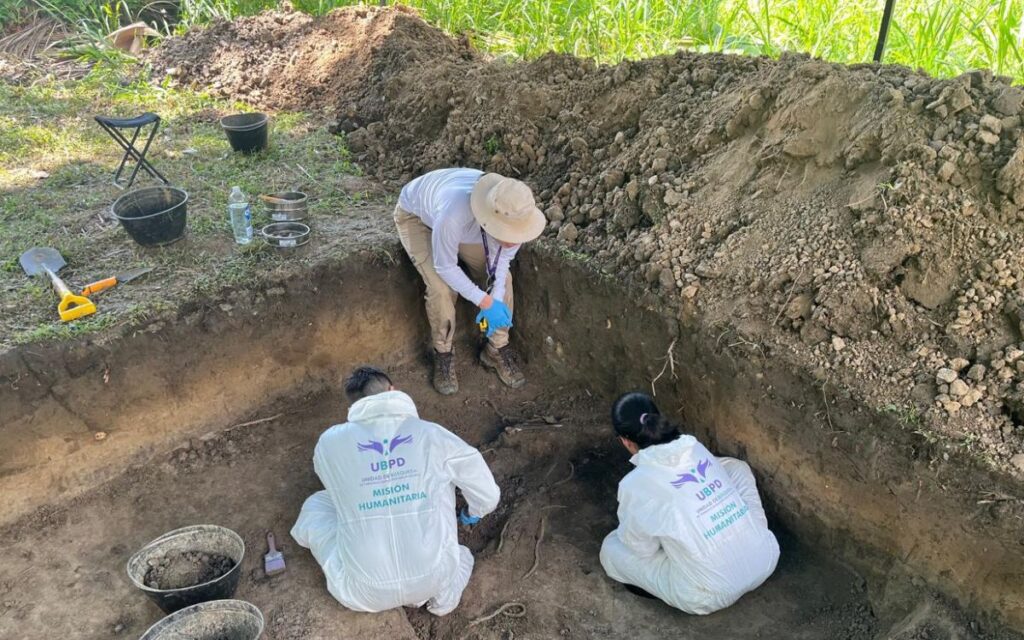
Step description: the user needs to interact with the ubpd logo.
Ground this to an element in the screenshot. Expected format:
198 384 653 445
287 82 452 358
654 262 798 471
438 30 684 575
671 458 724 500
370 457 406 472
693 479 724 501
358 434 413 473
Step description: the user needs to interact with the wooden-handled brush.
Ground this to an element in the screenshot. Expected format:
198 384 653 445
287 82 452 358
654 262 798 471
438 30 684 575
264 531 286 576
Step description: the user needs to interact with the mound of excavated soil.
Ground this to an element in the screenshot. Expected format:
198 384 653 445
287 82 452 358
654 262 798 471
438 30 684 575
151 5 474 115
152 7 1024 473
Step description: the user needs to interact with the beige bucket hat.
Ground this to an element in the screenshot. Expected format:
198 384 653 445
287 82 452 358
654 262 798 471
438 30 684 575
470 173 546 244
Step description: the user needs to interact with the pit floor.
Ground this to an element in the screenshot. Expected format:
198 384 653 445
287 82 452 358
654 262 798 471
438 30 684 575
0 356 879 640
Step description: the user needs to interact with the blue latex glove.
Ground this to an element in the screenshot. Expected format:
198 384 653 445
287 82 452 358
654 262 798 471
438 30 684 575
458 509 481 526
475 300 512 337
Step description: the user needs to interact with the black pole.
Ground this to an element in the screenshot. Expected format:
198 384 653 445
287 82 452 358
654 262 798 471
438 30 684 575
873 0 897 63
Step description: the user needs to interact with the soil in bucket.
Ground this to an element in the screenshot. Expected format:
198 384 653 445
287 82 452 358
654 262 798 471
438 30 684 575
138 600 264 640
144 551 237 591
127 524 245 614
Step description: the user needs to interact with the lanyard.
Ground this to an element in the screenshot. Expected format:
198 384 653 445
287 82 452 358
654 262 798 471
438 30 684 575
480 228 502 290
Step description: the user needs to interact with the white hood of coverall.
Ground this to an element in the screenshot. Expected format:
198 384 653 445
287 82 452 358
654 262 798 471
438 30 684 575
601 435 779 614
291 390 500 613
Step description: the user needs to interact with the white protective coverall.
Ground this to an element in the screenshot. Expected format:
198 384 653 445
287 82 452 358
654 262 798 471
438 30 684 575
600 435 780 614
291 390 500 615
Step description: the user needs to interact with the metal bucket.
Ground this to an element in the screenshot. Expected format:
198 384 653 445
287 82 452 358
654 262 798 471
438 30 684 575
261 222 310 249
262 191 307 222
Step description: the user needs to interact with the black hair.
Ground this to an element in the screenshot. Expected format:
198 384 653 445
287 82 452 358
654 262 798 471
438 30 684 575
344 366 393 402
610 392 681 449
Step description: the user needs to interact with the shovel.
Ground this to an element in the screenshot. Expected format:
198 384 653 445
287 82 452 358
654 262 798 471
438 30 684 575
19 247 96 322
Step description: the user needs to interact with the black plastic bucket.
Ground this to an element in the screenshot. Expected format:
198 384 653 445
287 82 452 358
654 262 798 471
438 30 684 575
111 186 188 247
221 113 269 154
139 599 264 640
127 525 245 614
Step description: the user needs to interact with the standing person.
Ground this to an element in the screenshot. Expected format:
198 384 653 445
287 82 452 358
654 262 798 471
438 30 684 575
395 168 546 395
600 392 780 614
291 366 500 615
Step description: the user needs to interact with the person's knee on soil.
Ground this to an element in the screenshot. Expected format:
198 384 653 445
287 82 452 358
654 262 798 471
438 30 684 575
601 392 781 615
290 366 500 615
395 168 545 394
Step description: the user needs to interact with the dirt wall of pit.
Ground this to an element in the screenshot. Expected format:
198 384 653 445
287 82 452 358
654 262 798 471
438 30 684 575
0 252 425 526
514 247 1024 629
2 246 1023 631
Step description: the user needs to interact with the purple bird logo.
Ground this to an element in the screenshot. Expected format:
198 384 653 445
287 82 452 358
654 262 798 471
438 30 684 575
671 458 711 488
358 434 413 455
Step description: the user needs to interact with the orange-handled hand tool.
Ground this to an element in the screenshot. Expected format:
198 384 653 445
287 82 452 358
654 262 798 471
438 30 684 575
80 266 153 296
81 277 117 296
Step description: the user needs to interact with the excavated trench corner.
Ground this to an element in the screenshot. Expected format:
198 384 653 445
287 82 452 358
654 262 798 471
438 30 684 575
0 247 1022 639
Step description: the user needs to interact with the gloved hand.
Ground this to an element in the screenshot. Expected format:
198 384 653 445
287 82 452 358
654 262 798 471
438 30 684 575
458 509 481 526
475 300 512 337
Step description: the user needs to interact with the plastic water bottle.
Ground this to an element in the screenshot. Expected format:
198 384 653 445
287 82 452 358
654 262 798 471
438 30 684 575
228 186 253 245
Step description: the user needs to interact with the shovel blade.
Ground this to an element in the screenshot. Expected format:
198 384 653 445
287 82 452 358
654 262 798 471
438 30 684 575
19 247 65 277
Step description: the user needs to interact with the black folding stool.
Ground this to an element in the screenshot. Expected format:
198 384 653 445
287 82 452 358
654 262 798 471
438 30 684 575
94 112 169 189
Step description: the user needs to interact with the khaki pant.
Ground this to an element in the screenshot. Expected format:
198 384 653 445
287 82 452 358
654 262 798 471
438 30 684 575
395 205 513 353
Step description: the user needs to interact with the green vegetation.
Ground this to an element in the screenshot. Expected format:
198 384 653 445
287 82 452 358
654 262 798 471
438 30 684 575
0 70 367 346
484 134 502 155
882 402 923 427
8 0 1023 82
12 313 118 344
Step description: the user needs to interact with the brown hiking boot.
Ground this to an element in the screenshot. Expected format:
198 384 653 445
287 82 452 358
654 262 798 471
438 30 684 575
433 350 458 395
480 345 526 389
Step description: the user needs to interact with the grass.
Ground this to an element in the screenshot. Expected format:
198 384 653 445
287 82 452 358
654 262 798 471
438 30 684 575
13 313 119 343
0 67 370 347
881 402 923 427
9 0 1023 83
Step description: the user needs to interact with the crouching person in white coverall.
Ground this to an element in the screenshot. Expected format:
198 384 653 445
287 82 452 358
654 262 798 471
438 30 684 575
291 366 500 615
600 392 780 614
395 168 547 395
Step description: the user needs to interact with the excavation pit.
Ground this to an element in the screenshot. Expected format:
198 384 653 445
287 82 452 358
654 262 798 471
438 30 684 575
0 371 879 639
1 250 1021 639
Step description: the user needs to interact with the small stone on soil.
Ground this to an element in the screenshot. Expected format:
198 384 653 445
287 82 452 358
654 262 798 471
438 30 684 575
950 358 970 371
948 379 969 398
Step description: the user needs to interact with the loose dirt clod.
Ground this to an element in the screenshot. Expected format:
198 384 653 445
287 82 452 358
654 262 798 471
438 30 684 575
152 6 1024 473
143 551 236 590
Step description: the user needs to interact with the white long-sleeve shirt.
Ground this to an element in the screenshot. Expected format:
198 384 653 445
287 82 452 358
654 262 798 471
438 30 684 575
398 168 519 306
